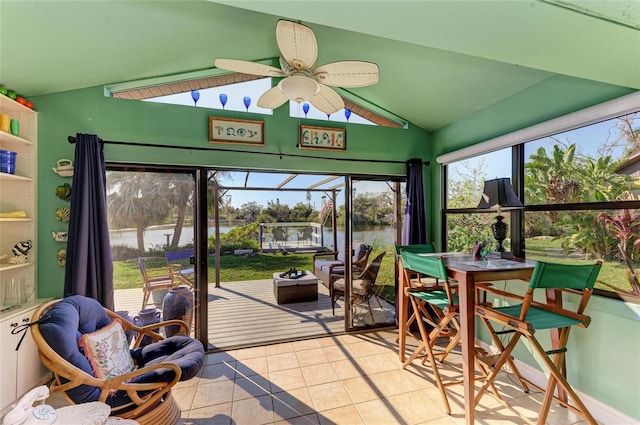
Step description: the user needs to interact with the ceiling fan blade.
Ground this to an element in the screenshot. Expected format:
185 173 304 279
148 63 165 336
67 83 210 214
314 61 379 87
214 58 284 77
257 86 289 110
309 84 344 115
276 20 318 71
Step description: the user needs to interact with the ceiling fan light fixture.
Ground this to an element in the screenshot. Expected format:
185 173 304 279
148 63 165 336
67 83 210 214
279 74 319 103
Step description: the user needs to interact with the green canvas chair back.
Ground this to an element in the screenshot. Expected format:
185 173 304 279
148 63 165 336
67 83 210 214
529 261 601 291
394 243 437 256
399 250 447 281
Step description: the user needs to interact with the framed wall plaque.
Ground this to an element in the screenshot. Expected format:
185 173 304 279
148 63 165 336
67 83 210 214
209 116 264 145
299 125 346 151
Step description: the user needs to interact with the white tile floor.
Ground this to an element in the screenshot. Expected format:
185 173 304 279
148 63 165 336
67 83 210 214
44 329 602 425
165 330 598 425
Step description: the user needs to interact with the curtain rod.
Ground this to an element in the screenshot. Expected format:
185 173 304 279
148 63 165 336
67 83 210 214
67 136 430 166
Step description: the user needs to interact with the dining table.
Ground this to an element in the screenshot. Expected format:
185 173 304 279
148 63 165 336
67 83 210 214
397 253 536 425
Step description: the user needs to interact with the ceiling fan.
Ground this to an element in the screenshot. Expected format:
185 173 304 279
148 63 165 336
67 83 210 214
214 20 379 115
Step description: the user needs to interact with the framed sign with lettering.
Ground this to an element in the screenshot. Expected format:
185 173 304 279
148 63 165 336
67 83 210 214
209 117 264 145
299 125 346 151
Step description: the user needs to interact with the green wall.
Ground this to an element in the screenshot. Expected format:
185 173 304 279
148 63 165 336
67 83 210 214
31 79 639 419
32 85 430 298
430 79 639 420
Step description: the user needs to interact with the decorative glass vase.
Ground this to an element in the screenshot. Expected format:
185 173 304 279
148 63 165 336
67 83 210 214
134 308 160 346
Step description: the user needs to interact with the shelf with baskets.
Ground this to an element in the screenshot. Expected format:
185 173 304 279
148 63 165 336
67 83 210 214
0 96 37 313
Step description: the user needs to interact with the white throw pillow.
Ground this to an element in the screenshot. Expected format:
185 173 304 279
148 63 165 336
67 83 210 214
78 319 135 379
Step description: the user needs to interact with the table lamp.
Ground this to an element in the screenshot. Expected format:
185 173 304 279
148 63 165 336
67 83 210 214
477 178 523 259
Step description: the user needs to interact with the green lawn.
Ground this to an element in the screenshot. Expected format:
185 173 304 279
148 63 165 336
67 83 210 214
525 237 633 293
115 240 635 301
114 248 398 300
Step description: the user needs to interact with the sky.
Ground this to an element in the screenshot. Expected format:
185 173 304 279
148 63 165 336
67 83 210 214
447 113 635 184
146 78 380 209
146 78 375 124
218 172 390 210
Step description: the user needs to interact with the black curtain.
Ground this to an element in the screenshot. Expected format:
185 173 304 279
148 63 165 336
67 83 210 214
402 158 428 244
398 158 428 326
63 133 114 310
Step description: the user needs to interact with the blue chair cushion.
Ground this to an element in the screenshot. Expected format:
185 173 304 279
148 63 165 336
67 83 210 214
130 336 204 382
38 295 205 408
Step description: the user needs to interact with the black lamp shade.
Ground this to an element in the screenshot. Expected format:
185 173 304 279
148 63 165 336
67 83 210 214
477 178 522 258
477 178 523 210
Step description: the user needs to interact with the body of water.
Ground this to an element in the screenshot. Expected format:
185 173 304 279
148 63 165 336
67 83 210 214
109 225 396 250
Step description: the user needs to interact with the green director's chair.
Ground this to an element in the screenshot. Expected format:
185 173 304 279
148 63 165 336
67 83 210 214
475 260 602 425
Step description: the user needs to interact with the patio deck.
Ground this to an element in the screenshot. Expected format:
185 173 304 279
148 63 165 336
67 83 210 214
114 279 395 352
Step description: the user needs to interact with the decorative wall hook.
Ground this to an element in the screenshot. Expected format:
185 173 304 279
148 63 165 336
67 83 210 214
56 207 70 222
51 231 68 242
56 248 67 267
55 183 72 202
51 159 74 177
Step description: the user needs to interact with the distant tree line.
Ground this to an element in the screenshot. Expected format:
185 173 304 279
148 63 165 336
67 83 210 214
106 174 393 254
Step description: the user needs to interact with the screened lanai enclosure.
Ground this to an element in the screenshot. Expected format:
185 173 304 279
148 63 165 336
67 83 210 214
108 167 405 351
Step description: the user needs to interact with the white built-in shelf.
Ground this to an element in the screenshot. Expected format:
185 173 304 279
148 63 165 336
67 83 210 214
0 131 33 147
0 262 33 272
0 218 31 222
0 172 31 182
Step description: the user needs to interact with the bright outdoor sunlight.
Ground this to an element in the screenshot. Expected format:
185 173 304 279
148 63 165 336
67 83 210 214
144 78 376 125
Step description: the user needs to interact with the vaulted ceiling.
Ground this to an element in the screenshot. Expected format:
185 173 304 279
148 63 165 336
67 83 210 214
1 1 638 132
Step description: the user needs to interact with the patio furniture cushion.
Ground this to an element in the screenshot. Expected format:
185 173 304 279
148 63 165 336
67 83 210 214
336 241 366 263
314 241 370 287
315 260 343 278
332 278 369 295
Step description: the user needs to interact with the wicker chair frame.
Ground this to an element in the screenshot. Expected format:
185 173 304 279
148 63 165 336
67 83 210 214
30 298 193 425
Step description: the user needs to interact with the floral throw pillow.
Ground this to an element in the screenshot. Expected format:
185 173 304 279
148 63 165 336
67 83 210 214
78 319 135 379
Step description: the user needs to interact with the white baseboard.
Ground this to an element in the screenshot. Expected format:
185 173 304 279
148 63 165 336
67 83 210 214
476 340 639 425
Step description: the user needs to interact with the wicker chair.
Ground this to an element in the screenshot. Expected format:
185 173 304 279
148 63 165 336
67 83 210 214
330 252 385 321
30 296 205 425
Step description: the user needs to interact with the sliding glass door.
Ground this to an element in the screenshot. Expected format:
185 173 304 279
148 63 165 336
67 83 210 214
107 166 198 337
345 177 404 329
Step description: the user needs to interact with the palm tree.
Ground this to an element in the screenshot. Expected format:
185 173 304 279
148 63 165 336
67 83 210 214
165 173 194 247
107 171 172 253
524 143 638 259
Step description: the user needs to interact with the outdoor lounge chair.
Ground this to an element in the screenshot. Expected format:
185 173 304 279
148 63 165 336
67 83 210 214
272 227 287 244
139 257 177 310
166 249 195 287
313 241 371 287
330 251 386 321
297 227 313 245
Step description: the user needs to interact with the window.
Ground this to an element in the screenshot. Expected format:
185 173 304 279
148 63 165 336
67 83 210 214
445 148 513 252
443 104 640 301
107 74 404 127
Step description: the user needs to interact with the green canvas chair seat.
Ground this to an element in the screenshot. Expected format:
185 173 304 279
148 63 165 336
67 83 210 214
409 289 458 310
490 304 585 331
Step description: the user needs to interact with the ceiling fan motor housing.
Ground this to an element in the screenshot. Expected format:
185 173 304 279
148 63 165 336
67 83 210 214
278 73 320 103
